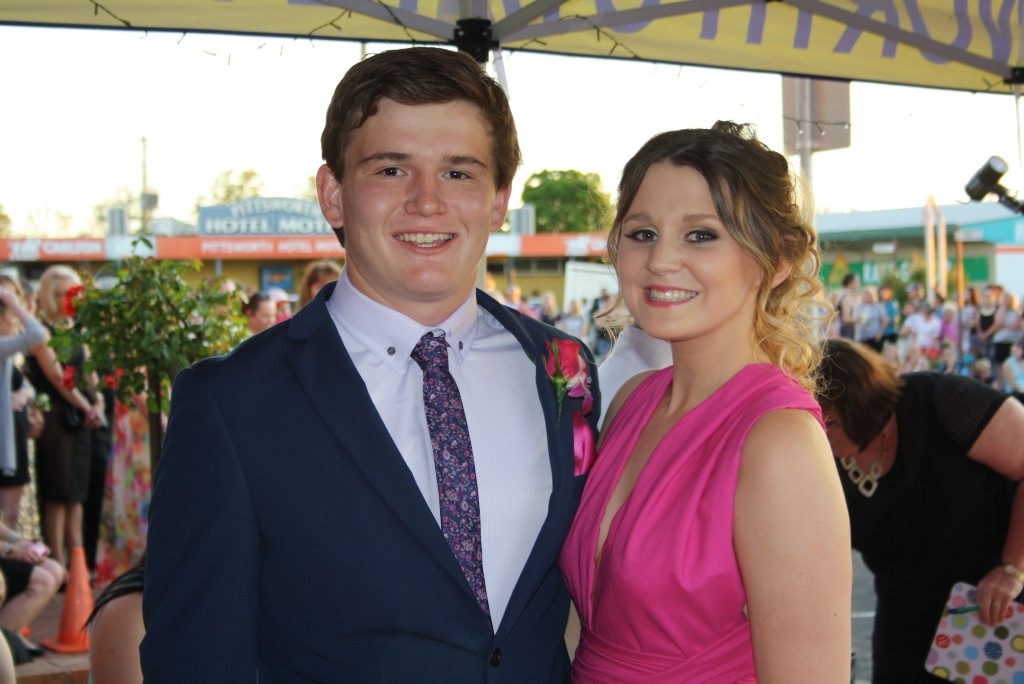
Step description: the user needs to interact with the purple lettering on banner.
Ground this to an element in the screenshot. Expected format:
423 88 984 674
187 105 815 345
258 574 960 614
794 9 813 49
905 0 971 63
594 0 661 34
700 8 719 40
977 0 1017 63
747 2 766 44
834 0 899 57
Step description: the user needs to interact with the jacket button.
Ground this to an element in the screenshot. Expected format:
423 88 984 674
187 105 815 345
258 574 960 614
489 648 502 667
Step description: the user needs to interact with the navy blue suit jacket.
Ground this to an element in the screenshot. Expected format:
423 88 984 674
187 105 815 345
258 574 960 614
141 283 600 682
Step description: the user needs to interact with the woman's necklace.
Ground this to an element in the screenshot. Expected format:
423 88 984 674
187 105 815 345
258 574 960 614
838 422 890 498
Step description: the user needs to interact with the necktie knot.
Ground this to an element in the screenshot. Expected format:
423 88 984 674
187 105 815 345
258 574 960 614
411 332 448 371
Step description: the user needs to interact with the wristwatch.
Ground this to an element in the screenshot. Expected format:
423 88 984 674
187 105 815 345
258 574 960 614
1002 563 1024 584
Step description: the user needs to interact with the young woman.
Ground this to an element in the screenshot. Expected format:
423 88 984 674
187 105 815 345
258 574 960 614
560 122 851 681
0 278 47 530
24 265 104 568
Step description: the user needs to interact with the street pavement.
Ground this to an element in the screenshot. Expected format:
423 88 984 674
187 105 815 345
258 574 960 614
852 549 876 683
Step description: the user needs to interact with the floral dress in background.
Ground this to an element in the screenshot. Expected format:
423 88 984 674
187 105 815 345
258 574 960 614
95 399 150 585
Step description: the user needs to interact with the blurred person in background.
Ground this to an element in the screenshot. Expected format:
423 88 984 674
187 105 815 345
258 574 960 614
242 292 277 336
878 284 900 347
990 290 1022 367
266 288 297 323
0 279 46 533
978 284 1002 361
298 260 342 309
960 285 981 356
1000 340 1024 401
24 265 104 569
537 291 561 327
836 273 860 340
557 299 589 343
935 342 969 377
856 286 887 352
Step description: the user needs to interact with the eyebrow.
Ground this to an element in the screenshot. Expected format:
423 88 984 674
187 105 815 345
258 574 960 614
621 211 720 224
355 151 489 171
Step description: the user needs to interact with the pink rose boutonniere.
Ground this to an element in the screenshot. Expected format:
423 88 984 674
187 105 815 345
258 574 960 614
544 339 596 476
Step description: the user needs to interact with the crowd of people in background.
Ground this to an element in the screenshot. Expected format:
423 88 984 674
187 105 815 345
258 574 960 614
830 276 1024 399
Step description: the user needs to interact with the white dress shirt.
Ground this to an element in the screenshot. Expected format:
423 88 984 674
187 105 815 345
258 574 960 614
597 324 673 428
326 271 551 627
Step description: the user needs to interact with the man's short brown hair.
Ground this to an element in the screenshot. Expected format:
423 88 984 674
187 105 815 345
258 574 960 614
320 47 521 190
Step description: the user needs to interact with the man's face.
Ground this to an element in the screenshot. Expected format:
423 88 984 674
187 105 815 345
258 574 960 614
317 98 511 326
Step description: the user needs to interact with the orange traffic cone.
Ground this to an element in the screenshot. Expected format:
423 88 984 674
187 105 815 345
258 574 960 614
41 546 94 654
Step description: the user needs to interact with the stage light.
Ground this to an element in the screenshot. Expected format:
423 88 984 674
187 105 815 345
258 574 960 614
965 156 1009 201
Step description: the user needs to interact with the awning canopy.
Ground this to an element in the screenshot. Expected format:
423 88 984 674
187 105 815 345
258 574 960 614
0 0 1020 94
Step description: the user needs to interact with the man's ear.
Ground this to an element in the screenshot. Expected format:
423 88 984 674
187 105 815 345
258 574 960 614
771 260 793 288
316 164 344 228
489 185 513 234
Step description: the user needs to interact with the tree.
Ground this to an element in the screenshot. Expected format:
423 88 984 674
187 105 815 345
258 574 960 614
0 204 10 237
51 237 247 471
521 170 611 234
300 175 318 201
197 169 265 208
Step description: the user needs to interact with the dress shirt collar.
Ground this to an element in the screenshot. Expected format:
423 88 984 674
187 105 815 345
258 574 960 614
327 269 480 370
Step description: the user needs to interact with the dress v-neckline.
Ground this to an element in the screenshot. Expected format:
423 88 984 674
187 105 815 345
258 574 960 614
587 364 770 605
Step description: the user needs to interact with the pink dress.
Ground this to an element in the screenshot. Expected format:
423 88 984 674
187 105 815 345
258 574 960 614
560 364 822 682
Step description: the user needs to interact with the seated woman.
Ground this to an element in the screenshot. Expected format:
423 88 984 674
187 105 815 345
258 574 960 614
89 556 144 684
0 528 64 652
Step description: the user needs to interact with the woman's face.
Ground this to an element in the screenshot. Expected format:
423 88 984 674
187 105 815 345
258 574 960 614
614 162 763 348
48 276 76 320
0 283 18 334
309 275 336 301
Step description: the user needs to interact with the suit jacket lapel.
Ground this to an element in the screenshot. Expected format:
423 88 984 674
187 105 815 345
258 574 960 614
476 293 583 638
285 283 470 594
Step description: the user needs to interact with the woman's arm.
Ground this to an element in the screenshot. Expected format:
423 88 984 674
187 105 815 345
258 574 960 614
735 409 852 682
0 290 47 358
29 341 96 418
967 397 1024 624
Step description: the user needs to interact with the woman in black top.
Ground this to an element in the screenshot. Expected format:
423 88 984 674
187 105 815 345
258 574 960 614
816 339 1024 683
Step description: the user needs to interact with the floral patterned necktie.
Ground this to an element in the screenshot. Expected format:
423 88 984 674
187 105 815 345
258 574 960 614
411 332 490 619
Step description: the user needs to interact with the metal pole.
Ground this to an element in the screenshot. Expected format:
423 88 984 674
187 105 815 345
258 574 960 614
798 78 813 189
141 136 149 235
924 198 936 305
936 208 948 301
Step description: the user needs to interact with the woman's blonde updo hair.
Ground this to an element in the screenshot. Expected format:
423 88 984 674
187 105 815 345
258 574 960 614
605 121 826 391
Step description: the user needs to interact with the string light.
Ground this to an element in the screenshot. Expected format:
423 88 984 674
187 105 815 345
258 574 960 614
783 115 852 135
89 1 130 26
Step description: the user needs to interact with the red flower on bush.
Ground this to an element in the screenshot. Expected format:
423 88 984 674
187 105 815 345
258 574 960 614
62 284 85 318
62 365 77 390
104 368 125 390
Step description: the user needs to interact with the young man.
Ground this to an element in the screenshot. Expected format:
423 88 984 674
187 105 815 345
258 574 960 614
141 47 599 681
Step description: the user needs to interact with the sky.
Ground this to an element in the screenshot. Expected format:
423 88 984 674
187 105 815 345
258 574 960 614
1 24 1022 236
